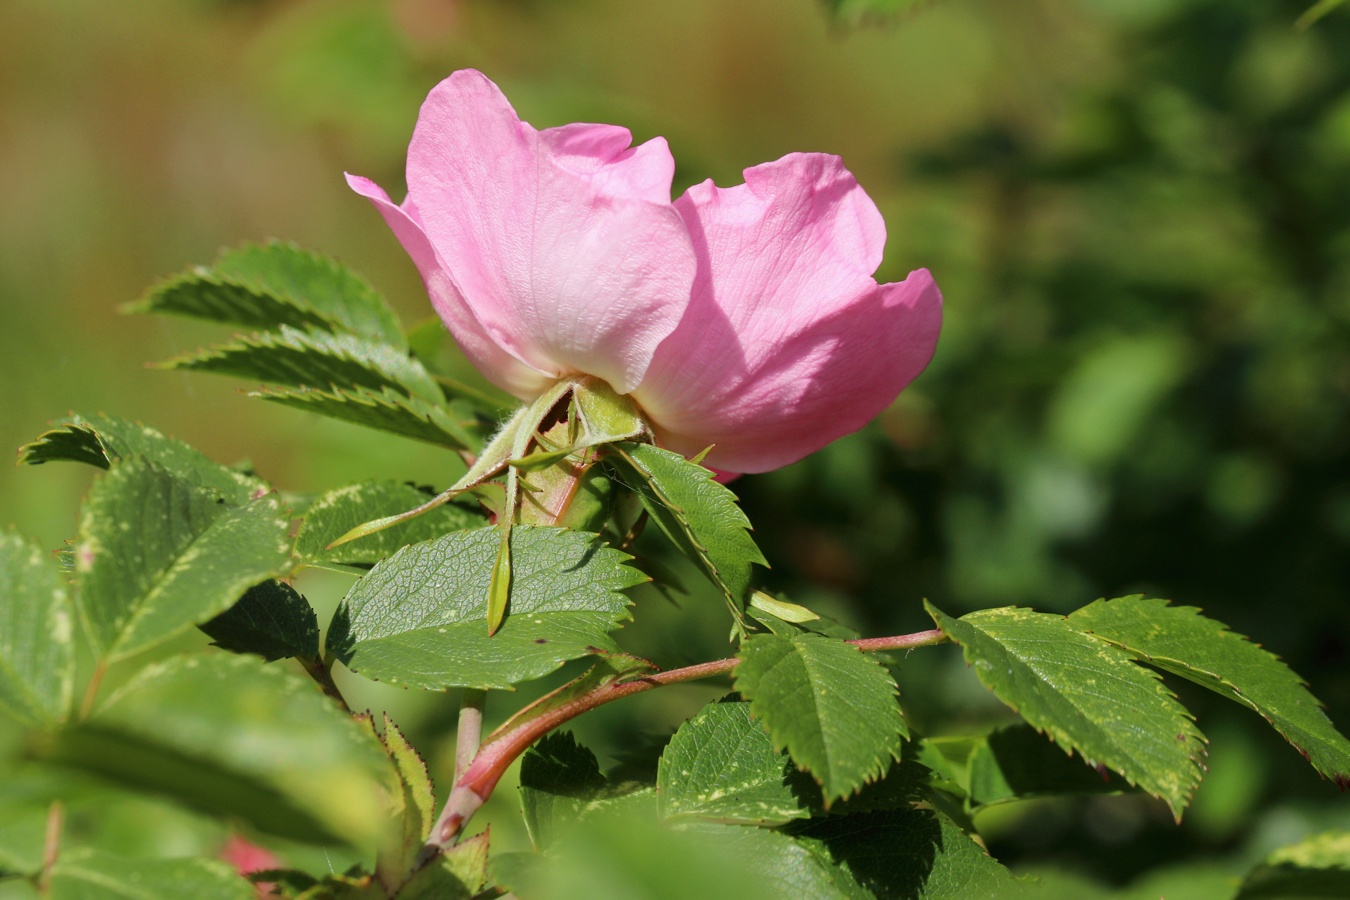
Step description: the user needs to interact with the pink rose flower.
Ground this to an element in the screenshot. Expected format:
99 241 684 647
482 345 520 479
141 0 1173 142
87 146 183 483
348 70 941 474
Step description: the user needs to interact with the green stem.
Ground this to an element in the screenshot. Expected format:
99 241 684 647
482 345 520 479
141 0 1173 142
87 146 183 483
423 627 950 852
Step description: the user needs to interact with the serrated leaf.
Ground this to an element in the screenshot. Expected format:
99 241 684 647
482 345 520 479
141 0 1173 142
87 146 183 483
380 714 436 881
75 459 293 662
520 731 607 849
164 325 441 404
255 384 482 450
294 481 483 568
1237 829 1350 899
1070 595 1350 787
658 700 811 826
200 580 320 662
37 654 394 847
19 412 263 505
129 241 405 349
965 723 1132 808
395 830 489 900
0 532 74 727
48 848 255 900
927 602 1205 820
326 526 645 690
734 632 906 804
790 807 1028 899
607 443 765 624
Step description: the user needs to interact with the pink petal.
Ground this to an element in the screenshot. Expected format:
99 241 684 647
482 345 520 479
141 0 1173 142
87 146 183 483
402 70 695 394
345 173 554 399
634 153 942 474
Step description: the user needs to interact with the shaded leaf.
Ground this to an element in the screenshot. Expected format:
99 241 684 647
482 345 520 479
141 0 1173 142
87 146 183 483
1237 829 1350 899
200 580 319 662
1071 596 1350 787
520 731 607 849
38 654 394 847
255 385 482 450
75 459 293 662
0 532 74 727
163 325 441 404
128 241 405 349
965 724 1132 808
657 699 811 826
19 413 263 505
927 602 1205 820
395 830 489 900
48 848 255 900
734 632 906 804
294 481 483 568
607 443 765 624
327 526 645 690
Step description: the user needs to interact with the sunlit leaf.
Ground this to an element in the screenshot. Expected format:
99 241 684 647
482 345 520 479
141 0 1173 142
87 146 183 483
294 481 483 568
254 384 482 450
0 532 74 728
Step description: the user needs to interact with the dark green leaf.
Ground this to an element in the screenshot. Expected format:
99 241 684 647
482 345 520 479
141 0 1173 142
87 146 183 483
395 831 489 900
327 526 646 690
965 723 1132 808
200 580 319 662
791 807 1028 899
1237 829 1350 899
0 532 74 727
1070 596 1350 787
19 413 263 505
294 481 483 569
128 241 405 349
75 459 293 662
255 385 482 450
520 731 607 849
734 632 906 804
38 653 394 847
380 714 436 882
48 848 255 900
927 602 1205 820
657 700 811 825
163 325 441 404
607 443 765 624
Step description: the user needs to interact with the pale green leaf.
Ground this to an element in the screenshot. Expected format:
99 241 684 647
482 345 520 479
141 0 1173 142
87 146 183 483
1070 595 1350 787
520 731 607 850
39 653 394 847
1237 829 1350 899
48 848 255 900
254 385 482 450
927 602 1205 819
395 831 488 900
657 700 811 825
380 714 436 880
19 413 263 505
163 325 441 404
0 532 74 727
327 526 646 690
75 459 293 662
200 580 319 662
733 632 906 803
607 443 765 623
294 481 483 568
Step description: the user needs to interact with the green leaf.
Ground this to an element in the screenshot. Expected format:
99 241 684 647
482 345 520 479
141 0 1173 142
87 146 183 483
965 724 1132 808
1070 595 1350 788
395 831 489 900
380 714 436 882
607 443 765 624
38 653 394 846
791 808 1028 899
926 602 1205 820
1237 829 1350 899
520 731 608 850
572 378 645 443
254 385 482 450
19 413 263 505
199 580 320 662
128 241 405 349
294 481 483 568
327 526 646 690
75 459 293 662
733 632 906 804
48 848 255 900
0 532 74 727
163 325 441 404
0 802 49 876
657 700 811 825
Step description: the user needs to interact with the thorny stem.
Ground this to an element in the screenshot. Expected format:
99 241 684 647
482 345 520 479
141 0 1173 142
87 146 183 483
419 627 950 857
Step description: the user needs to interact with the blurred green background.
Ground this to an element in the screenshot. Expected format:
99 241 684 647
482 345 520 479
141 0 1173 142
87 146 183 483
2 0 1348 893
